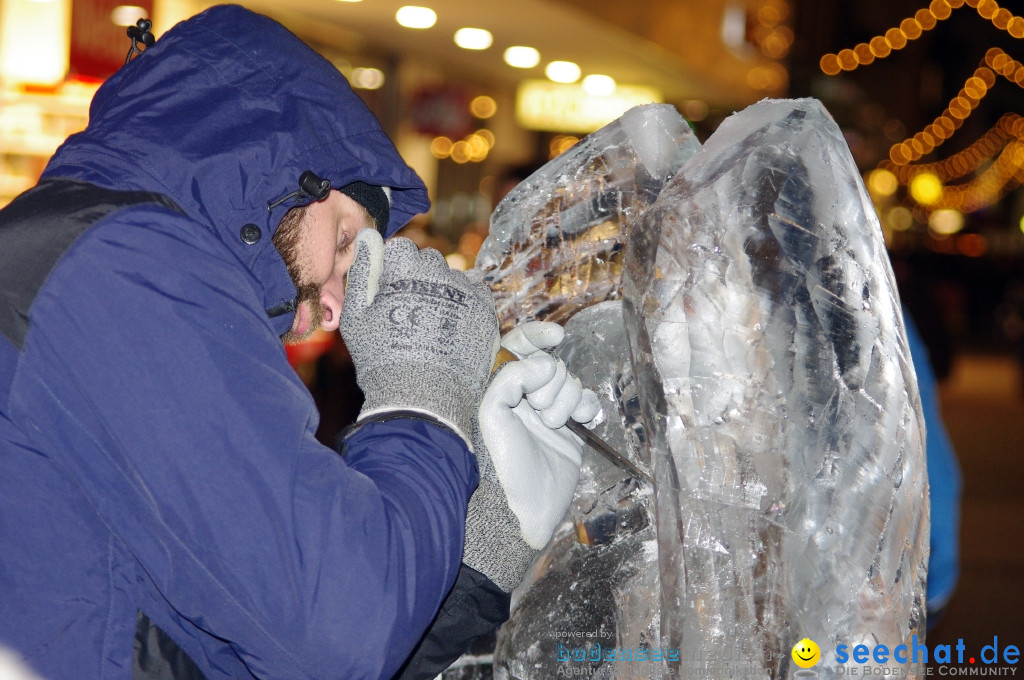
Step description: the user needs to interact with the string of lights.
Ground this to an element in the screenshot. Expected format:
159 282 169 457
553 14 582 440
820 0 1024 75
933 140 1024 212
886 49 1022 165
821 3 1024 219
881 112 1023 183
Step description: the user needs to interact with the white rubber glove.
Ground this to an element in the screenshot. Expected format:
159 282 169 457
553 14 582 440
481 322 600 549
463 321 600 592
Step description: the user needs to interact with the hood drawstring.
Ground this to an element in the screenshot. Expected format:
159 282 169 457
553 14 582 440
125 19 155 65
263 171 333 320
267 171 331 212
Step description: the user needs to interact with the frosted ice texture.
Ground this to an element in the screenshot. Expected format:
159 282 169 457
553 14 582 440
467 102 700 680
557 301 651 476
621 98 929 679
471 103 701 332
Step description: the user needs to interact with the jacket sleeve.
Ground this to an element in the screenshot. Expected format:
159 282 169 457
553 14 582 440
391 564 510 680
10 209 477 680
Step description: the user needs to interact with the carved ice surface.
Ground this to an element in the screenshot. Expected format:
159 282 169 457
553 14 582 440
556 301 650 477
621 98 929 679
465 101 700 680
471 103 700 332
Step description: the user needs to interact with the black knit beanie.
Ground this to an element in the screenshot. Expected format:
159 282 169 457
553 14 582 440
339 182 390 235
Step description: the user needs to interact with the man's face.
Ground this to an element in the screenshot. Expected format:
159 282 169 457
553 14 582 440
273 189 375 343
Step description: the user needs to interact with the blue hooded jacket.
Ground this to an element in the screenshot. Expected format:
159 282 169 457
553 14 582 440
0 5 478 679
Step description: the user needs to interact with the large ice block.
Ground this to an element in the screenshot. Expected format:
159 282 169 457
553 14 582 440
471 103 700 332
471 103 700 680
621 98 929 679
469 105 700 679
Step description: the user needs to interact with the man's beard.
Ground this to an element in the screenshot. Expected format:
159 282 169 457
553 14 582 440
273 204 325 344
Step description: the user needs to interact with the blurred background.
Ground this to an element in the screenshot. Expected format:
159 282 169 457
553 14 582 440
1 0 1020 652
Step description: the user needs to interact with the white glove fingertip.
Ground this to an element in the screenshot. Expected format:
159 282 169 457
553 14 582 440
501 321 564 356
535 374 581 429
499 325 533 357
346 229 384 307
540 411 563 430
525 357 567 411
519 321 564 351
572 389 602 427
517 353 560 392
363 231 384 305
488 354 557 408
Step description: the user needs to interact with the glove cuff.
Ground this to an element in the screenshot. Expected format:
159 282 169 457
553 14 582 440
358 363 479 447
463 476 539 592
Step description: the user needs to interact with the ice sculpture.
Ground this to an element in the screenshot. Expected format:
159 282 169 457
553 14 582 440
454 97 927 680
472 103 701 332
621 98 929 679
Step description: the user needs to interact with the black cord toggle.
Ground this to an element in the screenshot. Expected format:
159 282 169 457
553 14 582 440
267 171 332 211
124 19 155 65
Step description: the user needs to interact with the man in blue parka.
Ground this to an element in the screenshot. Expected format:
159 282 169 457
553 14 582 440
0 6 598 679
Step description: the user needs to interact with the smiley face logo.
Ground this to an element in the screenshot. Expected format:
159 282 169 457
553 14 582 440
792 638 820 668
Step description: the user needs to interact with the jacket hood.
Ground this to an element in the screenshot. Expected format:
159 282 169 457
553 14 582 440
41 4 430 330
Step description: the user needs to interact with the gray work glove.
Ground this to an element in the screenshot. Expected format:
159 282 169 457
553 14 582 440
340 229 500 445
463 321 601 592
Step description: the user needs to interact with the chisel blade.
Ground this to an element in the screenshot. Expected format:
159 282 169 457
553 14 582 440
565 419 653 485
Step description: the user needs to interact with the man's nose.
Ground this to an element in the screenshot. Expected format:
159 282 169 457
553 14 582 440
319 278 345 331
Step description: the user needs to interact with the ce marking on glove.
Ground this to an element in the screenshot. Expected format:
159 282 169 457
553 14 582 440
388 304 426 328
